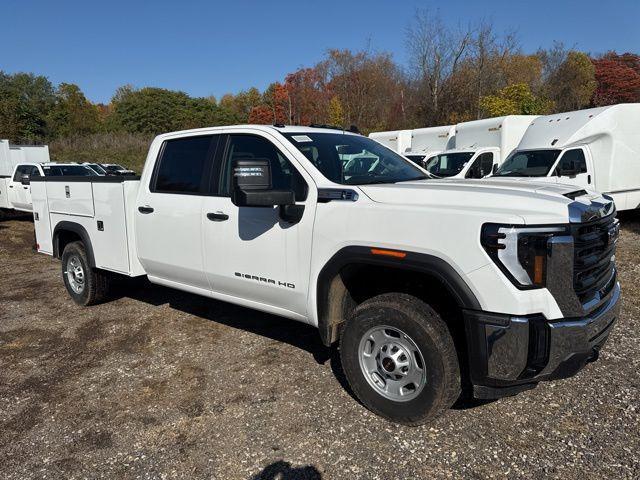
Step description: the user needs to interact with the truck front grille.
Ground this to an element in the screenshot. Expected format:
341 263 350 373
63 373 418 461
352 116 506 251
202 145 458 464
571 214 618 306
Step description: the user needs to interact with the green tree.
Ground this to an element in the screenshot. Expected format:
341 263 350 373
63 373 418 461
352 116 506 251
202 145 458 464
480 83 553 116
0 72 55 142
48 83 101 137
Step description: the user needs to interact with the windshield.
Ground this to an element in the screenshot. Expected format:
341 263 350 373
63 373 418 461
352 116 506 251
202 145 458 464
43 165 93 176
424 152 474 177
87 163 107 174
405 154 426 167
282 132 427 185
494 150 561 177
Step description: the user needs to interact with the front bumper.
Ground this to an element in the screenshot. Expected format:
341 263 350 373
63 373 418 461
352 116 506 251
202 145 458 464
463 282 621 399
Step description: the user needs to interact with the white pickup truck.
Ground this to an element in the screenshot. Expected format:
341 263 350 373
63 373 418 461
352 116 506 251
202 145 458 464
31 125 621 425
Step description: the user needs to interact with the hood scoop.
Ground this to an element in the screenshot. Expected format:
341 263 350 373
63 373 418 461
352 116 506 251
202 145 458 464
564 189 588 200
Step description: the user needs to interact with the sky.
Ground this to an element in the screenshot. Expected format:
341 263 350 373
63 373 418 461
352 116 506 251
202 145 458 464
2 0 639 104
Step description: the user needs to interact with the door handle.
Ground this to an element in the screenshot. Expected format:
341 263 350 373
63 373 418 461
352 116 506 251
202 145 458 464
23 186 29 189
9 185 13 188
138 206 154 214
207 212 229 222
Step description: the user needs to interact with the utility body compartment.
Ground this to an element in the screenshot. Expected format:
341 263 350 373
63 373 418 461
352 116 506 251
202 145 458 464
31 175 145 276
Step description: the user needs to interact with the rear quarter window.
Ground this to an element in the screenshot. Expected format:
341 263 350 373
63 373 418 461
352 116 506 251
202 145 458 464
152 136 217 194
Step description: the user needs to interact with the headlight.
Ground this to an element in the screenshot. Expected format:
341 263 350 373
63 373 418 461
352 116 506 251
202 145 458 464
481 224 568 289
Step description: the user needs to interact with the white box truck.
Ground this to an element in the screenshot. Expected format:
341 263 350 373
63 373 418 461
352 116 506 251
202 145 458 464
404 125 456 166
423 116 538 179
491 104 640 211
31 124 620 425
369 130 412 156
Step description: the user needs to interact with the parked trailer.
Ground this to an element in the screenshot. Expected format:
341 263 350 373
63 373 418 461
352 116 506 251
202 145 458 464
491 104 640 211
424 116 538 179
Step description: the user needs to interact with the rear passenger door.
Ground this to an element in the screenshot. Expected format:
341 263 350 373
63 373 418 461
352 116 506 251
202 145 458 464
201 131 315 318
135 135 220 291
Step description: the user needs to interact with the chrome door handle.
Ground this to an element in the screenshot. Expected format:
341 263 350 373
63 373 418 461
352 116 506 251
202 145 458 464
206 212 229 222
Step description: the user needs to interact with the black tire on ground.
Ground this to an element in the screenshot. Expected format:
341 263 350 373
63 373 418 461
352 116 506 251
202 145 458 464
339 293 461 426
61 241 110 306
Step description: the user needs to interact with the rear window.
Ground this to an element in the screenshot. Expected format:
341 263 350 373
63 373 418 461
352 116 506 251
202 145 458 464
43 165 93 176
152 136 216 194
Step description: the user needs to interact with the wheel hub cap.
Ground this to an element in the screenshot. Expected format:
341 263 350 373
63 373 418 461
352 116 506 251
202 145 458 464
358 326 427 402
65 255 85 294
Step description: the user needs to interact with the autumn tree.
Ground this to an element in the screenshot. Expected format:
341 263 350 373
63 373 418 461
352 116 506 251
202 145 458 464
405 9 472 125
592 52 640 106
327 96 345 127
285 67 330 125
480 83 553 116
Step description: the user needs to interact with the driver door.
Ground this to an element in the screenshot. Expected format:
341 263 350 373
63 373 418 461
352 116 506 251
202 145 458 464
552 148 592 189
201 132 315 317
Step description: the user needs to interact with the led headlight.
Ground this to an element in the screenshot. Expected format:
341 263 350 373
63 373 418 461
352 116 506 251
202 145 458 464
481 224 568 289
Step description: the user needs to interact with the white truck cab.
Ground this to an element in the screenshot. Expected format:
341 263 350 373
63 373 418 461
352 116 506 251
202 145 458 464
424 115 538 179
32 124 621 425
491 104 640 211
1 162 94 212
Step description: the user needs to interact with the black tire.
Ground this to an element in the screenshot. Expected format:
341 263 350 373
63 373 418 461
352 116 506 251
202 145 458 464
339 293 461 425
61 241 110 306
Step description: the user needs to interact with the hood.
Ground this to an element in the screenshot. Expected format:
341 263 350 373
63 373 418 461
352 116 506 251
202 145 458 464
358 178 608 225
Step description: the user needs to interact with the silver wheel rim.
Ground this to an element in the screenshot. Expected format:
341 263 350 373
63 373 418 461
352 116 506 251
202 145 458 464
358 325 427 402
65 255 85 294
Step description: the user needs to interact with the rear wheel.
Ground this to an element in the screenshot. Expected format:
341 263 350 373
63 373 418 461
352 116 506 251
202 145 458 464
339 293 461 425
61 241 110 306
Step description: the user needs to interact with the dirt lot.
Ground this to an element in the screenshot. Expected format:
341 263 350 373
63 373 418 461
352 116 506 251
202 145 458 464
0 212 639 480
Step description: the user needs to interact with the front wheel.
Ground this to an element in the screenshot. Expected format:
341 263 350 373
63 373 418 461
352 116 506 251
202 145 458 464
339 293 461 425
61 241 110 306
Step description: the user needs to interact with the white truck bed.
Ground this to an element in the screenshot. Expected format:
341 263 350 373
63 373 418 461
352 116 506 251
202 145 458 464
31 176 146 276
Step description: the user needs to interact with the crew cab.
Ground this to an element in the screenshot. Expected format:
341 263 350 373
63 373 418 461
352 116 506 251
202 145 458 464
31 125 621 425
0 162 94 212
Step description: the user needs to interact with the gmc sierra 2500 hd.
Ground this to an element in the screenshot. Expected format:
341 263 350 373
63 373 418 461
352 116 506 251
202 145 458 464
31 125 621 425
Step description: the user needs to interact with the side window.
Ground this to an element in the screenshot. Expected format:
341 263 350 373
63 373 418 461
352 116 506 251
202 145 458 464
219 134 308 201
466 153 494 179
13 165 29 181
152 136 216 194
557 149 587 175
30 166 42 177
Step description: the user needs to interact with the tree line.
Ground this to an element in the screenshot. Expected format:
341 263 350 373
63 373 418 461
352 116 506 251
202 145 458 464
1 11 639 148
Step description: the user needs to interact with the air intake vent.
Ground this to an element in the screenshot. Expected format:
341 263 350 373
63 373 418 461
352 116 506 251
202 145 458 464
318 189 359 203
564 190 588 200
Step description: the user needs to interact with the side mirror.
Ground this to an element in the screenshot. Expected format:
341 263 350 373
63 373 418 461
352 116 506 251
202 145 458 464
20 174 30 186
557 162 578 177
231 159 295 208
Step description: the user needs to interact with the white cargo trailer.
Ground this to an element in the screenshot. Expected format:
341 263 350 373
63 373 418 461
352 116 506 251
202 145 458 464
491 104 640 211
423 116 538 179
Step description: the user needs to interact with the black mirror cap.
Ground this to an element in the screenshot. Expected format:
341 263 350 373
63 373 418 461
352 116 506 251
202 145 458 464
232 189 295 208
20 174 30 185
232 158 272 190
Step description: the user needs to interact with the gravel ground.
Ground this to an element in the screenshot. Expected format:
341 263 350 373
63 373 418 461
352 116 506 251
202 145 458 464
0 211 639 479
